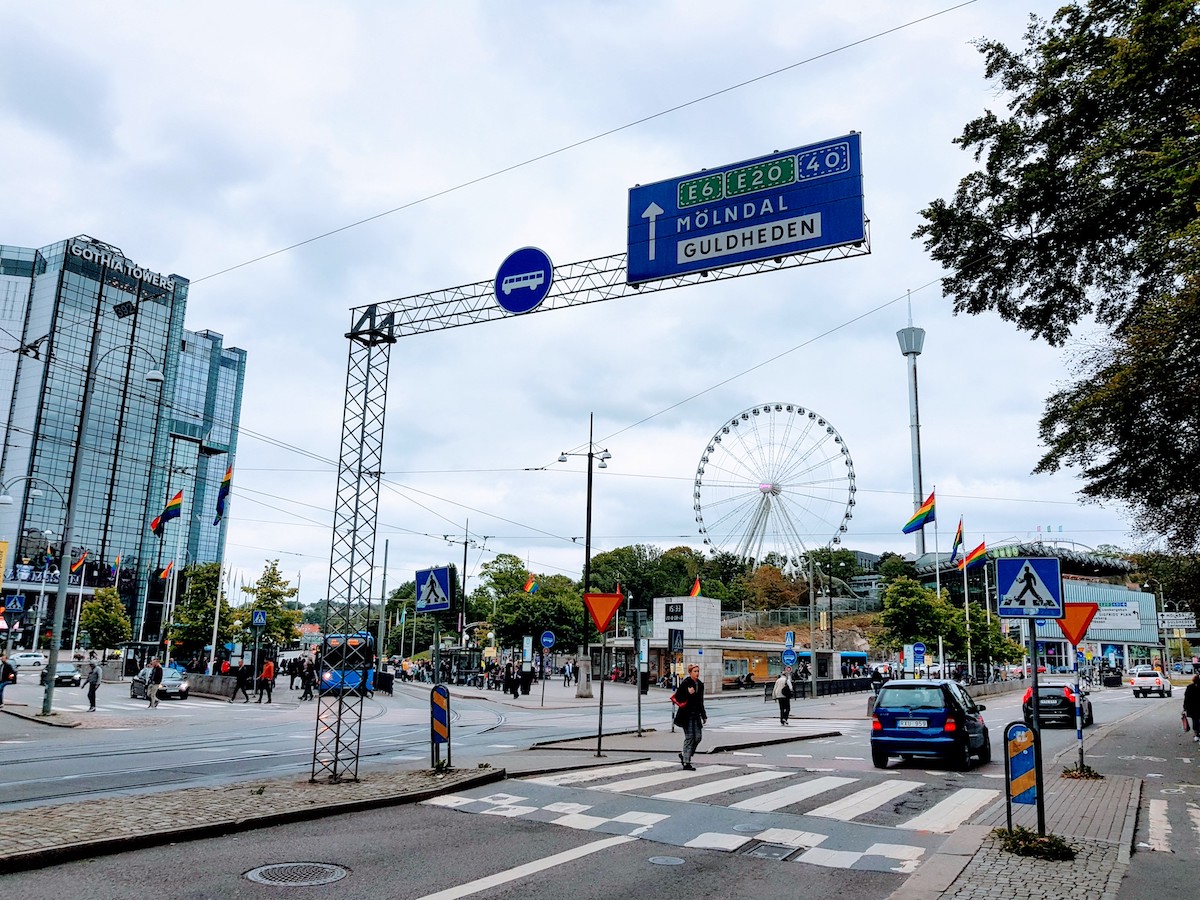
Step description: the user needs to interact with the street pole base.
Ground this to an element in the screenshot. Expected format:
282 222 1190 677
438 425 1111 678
575 671 593 699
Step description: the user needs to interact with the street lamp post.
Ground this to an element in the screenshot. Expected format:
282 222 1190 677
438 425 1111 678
0 480 68 657
558 412 611 700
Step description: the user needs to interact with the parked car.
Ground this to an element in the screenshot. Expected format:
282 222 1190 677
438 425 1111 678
39 662 82 687
870 679 990 771
8 652 47 673
130 667 190 701
1022 681 1093 728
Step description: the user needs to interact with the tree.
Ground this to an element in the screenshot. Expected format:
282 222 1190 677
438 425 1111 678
236 560 302 647
166 562 235 658
914 0 1200 549
877 577 962 655
80 587 131 654
878 552 915 583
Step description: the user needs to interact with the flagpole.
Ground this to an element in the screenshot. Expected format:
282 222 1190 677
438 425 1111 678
962 536 971 680
70 562 85 655
208 562 225 675
932 486 940 603
983 546 991 625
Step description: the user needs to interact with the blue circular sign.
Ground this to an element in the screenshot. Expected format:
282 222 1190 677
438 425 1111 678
782 649 797 667
540 630 555 649
913 642 926 654
495 247 554 314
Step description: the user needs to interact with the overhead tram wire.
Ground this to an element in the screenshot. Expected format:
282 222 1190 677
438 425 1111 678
188 2 982 286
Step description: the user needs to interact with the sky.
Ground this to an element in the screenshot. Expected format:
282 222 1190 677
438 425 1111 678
0 0 1139 607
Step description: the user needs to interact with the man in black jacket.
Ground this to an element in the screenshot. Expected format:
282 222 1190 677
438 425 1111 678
672 664 708 770
1184 674 1200 741
146 659 164 708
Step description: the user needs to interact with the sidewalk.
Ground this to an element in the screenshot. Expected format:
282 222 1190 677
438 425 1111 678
1 678 1140 899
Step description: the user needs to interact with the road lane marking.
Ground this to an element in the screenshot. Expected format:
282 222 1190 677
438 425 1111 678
729 776 856 812
1146 798 1171 850
525 761 673 786
808 780 923 821
899 788 998 833
595 765 735 793
653 769 792 801
414 835 636 900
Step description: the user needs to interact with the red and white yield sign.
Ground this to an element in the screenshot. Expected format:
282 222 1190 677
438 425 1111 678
1056 603 1099 646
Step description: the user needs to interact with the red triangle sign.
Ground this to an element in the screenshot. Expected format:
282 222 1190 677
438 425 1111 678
584 592 624 633
1056 602 1099 646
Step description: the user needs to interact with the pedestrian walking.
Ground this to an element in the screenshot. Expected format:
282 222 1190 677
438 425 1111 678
82 662 101 711
300 660 315 701
672 664 707 770
229 661 252 703
562 660 572 687
773 666 793 725
256 657 275 703
288 657 301 690
0 653 16 707
146 658 164 708
1184 674 1200 741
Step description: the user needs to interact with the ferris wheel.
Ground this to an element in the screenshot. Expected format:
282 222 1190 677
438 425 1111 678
693 402 856 569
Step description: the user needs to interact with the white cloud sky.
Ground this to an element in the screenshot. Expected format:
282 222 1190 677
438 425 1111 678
0 0 1136 604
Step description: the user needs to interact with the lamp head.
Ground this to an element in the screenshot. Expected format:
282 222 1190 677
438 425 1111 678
597 459 607 469
144 369 165 384
599 450 612 460
0 493 12 506
558 454 568 463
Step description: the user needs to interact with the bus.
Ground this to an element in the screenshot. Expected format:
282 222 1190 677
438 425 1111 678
319 632 375 696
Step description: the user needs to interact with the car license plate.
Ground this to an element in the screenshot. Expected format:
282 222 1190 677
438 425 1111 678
898 719 928 728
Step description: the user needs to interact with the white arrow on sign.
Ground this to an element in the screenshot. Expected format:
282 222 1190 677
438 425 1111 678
641 202 664 261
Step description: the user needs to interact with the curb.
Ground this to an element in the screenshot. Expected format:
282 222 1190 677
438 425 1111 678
0 705 81 728
888 825 990 900
1 767 507 874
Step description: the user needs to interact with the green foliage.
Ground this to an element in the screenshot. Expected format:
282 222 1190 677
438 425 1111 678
915 0 1200 551
878 552 915 582
993 826 1076 861
877 578 963 655
233 560 302 647
79 587 131 652
167 562 235 656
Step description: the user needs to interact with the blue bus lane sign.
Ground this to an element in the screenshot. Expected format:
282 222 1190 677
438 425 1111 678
627 133 865 284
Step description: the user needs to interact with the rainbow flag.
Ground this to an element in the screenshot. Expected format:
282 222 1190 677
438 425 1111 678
213 465 233 525
160 561 173 579
151 490 183 536
689 576 701 597
957 541 987 571
70 550 88 573
523 575 539 594
948 518 964 565
110 554 121 580
902 491 936 534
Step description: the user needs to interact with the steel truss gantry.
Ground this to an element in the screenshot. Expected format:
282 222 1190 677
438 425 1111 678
311 238 870 781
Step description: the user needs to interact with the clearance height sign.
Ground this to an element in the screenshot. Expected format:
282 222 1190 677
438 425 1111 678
626 133 865 284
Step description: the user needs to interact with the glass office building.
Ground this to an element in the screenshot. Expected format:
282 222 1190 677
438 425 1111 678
0 235 246 646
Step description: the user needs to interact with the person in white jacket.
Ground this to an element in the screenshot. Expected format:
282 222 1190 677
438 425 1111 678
773 667 793 725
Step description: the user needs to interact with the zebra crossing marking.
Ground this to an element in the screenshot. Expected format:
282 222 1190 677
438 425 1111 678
594 765 735 793
808 780 924 821
653 769 792 801
525 760 673 786
729 776 856 812
899 787 998 833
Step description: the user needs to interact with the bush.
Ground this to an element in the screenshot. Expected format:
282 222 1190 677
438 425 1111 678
993 826 1076 860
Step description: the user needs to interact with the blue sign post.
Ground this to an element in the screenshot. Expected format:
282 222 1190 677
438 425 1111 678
627 133 865 284
494 247 554 314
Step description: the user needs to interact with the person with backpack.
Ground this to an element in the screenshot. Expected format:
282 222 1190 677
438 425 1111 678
773 666 793 725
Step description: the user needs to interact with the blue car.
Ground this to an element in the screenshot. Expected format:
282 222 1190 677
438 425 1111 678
871 679 990 770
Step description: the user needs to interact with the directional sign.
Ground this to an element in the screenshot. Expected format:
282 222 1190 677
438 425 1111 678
415 566 454 613
627 133 865 284
1056 603 1099 646
494 246 554 314
584 592 624 633
1160 612 1198 629
252 609 267 627
996 557 1063 618
541 630 556 649
1006 723 1037 805
782 648 798 667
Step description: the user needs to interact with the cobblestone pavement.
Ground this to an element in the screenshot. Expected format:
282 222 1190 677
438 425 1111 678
940 831 1124 900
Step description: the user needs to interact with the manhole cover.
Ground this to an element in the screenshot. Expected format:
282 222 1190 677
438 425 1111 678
743 843 796 861
245 863 350 886
648 856 686 866
734 824 762 833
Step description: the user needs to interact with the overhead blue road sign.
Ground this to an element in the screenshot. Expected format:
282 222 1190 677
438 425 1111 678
541 630 555 649
416 566 453 613
495 247 554 314
627 133 865 284
996 558 1063 618
782 648 798 667
252 610 267 627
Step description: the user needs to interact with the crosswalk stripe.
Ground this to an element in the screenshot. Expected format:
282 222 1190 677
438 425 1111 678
653 769 792 801
898 788 998 833
808 780 924 821
729 776 856 812
524 761 674 786
595 765 736 793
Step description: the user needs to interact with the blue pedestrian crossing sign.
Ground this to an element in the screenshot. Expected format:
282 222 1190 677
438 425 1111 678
784 631 795 649
416 565 454 613
252 610 267 627
996 557 1062 618
5 595 25 612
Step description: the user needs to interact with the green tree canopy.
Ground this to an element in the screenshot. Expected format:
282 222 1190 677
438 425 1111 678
167 562 235 657
877 577 962 655
80 587 131 653
235 560 302 647
915 0 1200 550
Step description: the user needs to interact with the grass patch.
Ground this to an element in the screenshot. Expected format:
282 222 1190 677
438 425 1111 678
993 826 1077 860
